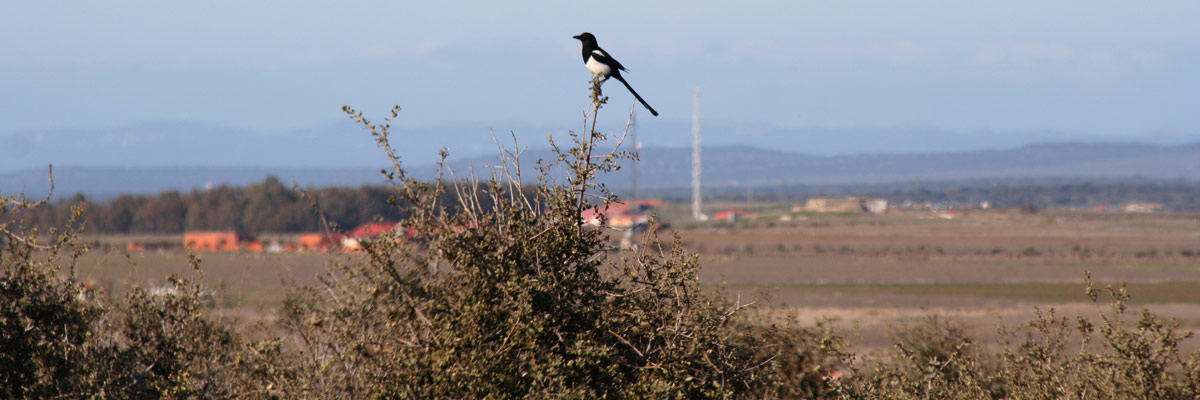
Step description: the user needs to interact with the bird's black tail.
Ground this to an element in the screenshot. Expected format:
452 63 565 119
614 75 659 116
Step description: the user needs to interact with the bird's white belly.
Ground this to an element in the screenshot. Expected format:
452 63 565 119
586 56 611 77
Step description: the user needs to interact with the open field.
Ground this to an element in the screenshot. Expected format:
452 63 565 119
672 208 1200 353
72 208 1200 353
70 250 336 326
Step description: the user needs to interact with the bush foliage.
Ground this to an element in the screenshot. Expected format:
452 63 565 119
264 83 784 398
833 278 1200 400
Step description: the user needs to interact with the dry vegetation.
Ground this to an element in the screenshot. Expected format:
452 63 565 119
68 207 1200 356
674 209 1200 355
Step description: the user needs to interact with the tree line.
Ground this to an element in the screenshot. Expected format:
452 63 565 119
869 181 1200 210
20 176 409 234
19 177 1200 236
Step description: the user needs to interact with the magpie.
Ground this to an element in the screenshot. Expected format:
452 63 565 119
573 32 659 116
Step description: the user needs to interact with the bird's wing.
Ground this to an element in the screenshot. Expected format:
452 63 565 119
591 49 628 72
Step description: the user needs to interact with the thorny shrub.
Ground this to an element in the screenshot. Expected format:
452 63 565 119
274 79 787 398
1 175 280 399
834 273 1200 400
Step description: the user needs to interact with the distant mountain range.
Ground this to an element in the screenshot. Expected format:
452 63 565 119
427 142 1200 189
5 120 1198 172
3 142 1199 200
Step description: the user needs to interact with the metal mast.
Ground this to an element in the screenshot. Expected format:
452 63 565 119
691 88 702 220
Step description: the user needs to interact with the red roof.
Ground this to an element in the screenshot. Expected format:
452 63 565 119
349 222 400 238
633 199 666 207
713 209 751 221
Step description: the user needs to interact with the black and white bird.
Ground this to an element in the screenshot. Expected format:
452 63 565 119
573 32 659 116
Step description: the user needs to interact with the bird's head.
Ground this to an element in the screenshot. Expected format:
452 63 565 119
573 32 596 43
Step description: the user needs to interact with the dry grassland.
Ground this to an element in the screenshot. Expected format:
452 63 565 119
72 208 1200 353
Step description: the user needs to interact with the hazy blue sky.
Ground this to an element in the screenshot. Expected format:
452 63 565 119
2 1 1197 138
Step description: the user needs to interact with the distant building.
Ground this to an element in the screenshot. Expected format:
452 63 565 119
184 231 262 252
580 200 658 229
265 241 286 253
298 233 341 252
1121 202 1165 213
713 209 752 222
801 196 888 214
349 222 401 237
604 212 638 229
340 221 404 251
864 199 889 214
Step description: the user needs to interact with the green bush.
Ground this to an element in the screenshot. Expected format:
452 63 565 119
834 275 1200 400
2 192 278 399
1 201 98 398
272 80 784 398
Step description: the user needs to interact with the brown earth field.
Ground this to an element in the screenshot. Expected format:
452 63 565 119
674 208 1200 355
72 208 1200 355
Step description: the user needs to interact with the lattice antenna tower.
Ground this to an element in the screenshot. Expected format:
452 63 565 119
692 88 702 221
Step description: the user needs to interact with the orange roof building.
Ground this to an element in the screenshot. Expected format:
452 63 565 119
184 231 261 252
298 233 341 252
580 202 652 229
713 209 752 222
349 222 401 238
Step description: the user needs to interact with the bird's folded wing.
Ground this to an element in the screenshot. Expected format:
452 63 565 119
591 49 628 72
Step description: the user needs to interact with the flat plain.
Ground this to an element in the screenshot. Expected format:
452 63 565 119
72 208 1200 354
676 208 1200 353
